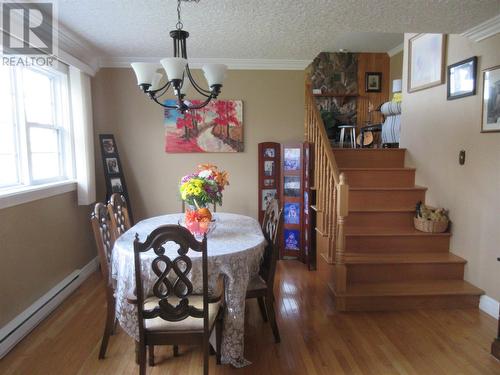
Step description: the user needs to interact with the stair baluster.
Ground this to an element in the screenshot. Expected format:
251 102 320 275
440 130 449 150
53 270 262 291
304 77 348 274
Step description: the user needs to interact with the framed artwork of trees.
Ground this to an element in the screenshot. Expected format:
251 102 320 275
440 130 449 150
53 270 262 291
164 99 243 152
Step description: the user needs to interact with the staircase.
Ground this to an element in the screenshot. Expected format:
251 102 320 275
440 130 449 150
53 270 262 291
331 148 483 311
303 77 483 312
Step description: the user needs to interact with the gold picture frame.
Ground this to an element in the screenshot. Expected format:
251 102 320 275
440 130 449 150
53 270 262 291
408 34 446 93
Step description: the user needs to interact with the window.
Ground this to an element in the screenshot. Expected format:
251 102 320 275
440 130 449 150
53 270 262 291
0 65 73 191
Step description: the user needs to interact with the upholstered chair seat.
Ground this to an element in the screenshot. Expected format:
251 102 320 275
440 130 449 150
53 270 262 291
143 296 221 332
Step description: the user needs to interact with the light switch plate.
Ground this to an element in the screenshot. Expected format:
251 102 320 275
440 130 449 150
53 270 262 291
459 150 466 165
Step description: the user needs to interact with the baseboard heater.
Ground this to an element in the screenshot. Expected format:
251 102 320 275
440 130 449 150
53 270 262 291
0 257 98 359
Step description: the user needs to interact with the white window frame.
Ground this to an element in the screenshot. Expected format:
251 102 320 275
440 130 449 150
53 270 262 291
0 65 76 208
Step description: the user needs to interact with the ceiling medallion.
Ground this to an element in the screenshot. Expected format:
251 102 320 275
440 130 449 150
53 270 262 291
131 0 227 113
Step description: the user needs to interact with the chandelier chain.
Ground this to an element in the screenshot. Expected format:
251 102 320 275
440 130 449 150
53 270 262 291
176 0 200 30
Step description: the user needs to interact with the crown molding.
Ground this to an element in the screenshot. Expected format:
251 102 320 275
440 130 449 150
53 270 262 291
56 24 100 75
387 42 404 57
98 56 311 70
461 14 500 42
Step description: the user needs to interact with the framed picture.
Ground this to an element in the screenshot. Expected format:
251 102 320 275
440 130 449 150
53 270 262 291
98 134 133 221
102 138 115 154
365 72 382 93
284 176 300 197
264 160 274 176
408 33 446 92
164 99 243 152
283 148 300 171
447 56 477 100
263 178 274 187
105 157 119 174
264 147 275 158
261 189 277 210
481 65 500 133
284 229 300 250
284 202 300 225
110 177 123 193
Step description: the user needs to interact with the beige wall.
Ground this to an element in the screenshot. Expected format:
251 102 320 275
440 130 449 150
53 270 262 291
91 69 305 221
0 192 95 327
401 33 500 300
389 50 403 95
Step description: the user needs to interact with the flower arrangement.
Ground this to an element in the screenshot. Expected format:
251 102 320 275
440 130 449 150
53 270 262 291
180 164 229 208
179 164 229 234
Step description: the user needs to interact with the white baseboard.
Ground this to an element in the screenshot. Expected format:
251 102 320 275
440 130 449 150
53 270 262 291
0 256 99 359
479 295 500 320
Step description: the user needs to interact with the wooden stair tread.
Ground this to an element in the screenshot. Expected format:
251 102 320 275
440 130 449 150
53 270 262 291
340 280 484 297
333 148 407 152
349 208 414 213
344 252 466 264
340 167 416 171
350 185 427 191
345 227 451 236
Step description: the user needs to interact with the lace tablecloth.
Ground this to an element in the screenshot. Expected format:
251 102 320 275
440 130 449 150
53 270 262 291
111 212 265 367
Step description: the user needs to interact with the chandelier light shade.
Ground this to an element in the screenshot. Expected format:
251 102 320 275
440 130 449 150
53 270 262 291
131 0 227 113
202 64 227 87
160 57 188 81
130 63 159 86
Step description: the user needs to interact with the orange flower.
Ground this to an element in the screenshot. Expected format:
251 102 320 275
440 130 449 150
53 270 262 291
185 210 200 223
198 163 217 172
214 170 229 187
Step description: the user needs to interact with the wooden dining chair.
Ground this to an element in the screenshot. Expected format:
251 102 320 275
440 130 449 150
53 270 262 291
90 202 117 359
108 193 132 239
247 198 282 343
133 225 224 375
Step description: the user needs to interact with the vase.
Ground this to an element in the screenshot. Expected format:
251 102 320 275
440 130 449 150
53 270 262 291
184 204 214 236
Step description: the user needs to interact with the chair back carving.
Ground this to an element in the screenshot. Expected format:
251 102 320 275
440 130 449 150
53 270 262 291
91 203 115 286
260 199 282 288
108 193 132 238
262 198 281 246
133 225 209 334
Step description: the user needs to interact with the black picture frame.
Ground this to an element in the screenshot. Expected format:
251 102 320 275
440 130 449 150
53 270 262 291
99 134 133 221
365 72 382 93
447 56 477 100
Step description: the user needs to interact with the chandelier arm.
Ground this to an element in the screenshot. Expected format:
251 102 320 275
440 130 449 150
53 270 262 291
183 94 214 110
185 65 212 95
148 81 171 96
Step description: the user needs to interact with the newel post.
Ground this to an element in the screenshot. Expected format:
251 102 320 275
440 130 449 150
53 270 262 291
335 173 349 293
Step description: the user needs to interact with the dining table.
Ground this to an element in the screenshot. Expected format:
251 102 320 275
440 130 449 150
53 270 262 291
111 212 266 368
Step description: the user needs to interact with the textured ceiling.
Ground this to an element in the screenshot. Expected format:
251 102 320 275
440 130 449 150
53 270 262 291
55 0 500 61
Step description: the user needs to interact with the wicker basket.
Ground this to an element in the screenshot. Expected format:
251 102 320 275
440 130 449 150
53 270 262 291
414 217 449 233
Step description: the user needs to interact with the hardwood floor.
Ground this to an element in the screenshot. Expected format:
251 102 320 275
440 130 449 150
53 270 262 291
1 260 499 375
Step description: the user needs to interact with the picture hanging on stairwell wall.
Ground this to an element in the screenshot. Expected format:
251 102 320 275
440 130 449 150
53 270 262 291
164 99 243 152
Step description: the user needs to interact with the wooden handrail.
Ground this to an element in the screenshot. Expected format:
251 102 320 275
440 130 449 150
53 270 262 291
305 80 340 185
304 76 349 285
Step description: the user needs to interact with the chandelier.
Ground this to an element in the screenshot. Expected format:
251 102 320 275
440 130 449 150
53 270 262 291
131 0 227 113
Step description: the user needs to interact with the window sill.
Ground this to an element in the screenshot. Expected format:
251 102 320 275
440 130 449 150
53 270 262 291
0 180 77 210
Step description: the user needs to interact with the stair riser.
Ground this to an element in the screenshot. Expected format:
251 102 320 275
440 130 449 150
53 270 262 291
336 295 480 311
341 170 415 188
346 211 415 230
347 263 465 283
345 235 451 253
349 189 426 210
334 150 406 168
